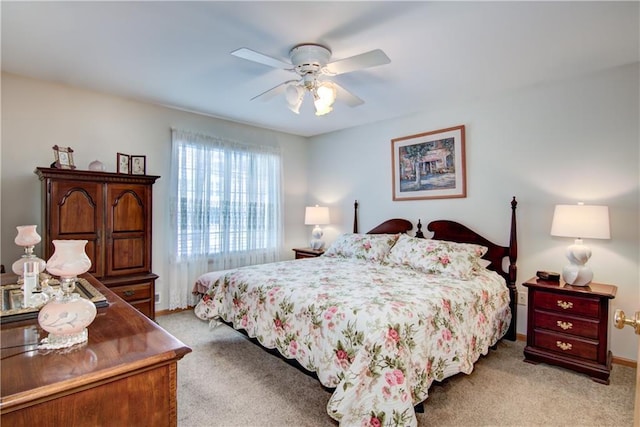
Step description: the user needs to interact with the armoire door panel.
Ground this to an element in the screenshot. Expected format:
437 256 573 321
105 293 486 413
48 181 104 277
111 237 145 271
106 183 151 276
109 186 146 232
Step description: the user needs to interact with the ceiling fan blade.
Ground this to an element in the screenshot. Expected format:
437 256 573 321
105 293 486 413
250 80 298 102
333 82 364 107
231 48 292 70
325 49 390 75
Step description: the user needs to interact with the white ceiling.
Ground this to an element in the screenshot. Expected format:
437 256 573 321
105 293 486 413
2 1 638 137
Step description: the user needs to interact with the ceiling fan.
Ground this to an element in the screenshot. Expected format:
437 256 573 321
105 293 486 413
231 43 391 116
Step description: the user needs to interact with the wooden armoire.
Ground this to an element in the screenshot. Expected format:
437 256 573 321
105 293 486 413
35 167 159 319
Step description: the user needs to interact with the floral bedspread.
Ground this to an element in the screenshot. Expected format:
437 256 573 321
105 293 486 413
194 257 511 426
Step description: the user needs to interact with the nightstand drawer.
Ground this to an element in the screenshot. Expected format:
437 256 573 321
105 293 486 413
534 329 598 361
534 310 599 339
534 292 600 318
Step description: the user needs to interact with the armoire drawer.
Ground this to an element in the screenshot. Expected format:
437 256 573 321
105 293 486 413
112 282 152 303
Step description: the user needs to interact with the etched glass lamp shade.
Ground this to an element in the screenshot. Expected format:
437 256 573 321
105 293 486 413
39 240 96 349
11 225 46 279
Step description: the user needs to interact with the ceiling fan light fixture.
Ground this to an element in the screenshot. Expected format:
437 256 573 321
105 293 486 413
313 82 337 116
285 84 304 114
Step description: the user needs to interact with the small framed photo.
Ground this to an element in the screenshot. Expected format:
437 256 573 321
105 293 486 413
130 155 146 175
117 153 130 174
52 145 76 169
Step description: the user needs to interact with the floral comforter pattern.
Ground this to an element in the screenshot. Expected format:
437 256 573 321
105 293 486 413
194 257 511 427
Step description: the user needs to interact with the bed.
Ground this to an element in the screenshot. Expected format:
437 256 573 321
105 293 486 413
194 197 518 426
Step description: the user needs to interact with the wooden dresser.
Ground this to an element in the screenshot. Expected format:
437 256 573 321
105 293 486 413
35 167 159 319
0 273 191 426
523 277 617 384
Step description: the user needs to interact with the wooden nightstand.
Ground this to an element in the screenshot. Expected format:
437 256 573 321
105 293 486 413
292 248 325 259
522 277 617 384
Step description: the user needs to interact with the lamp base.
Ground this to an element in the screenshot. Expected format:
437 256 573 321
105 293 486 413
310 225 325 250
38 328 89 350
310 239 325 250
562 238 594 286
37 291 97 349
562 264 593 286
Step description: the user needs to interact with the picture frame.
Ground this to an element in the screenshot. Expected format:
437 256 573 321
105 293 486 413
391 125 466 201
117 152 130 174
130 155 146 175
52 145 76 169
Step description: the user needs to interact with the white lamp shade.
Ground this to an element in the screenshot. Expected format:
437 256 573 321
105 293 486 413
550 204 610 239
304 206 330 225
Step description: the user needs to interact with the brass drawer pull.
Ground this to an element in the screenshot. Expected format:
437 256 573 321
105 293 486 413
557 300 573 310
557 320 573 330
123 290 136 297
556 341 572 351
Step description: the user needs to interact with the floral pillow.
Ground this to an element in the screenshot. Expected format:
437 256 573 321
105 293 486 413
386 234 488 280
323 233 400 262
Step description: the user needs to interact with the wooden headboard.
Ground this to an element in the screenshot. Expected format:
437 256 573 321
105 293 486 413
353 197 518 341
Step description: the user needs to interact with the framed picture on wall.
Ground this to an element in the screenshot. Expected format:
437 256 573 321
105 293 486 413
52 145 76 169
391 125 466 201
117 153 130 174
130 155 146 175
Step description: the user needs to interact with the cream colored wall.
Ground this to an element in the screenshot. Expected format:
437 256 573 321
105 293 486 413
307 63 640 361
0 72 309 310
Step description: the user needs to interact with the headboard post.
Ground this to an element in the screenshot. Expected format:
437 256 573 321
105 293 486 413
353 200 359 233
415 220 424 238
506 196 518 341
508 196 518 285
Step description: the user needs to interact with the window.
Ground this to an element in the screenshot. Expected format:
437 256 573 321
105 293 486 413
171 129 282 260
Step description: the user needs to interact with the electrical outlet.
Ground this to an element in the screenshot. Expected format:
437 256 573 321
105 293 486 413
155 293 160 304
517 291 527 306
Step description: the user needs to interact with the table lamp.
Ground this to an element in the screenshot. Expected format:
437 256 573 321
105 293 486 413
305 205 330 250
39 240 95 349
550 203 610 286
11 225 46 281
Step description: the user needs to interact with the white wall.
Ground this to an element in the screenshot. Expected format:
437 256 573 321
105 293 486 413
1 72 309 310
307 63 639 361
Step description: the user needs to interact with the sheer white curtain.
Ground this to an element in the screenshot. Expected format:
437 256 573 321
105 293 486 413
167 129 283 309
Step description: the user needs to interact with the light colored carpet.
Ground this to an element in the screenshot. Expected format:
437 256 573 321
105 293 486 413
158 310 636 427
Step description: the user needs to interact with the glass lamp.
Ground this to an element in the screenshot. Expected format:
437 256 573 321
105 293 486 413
304 205 330 250
38 240 95 349
550 203 610 286
11 225 46 281
313 82 337 116
286 84 304 114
